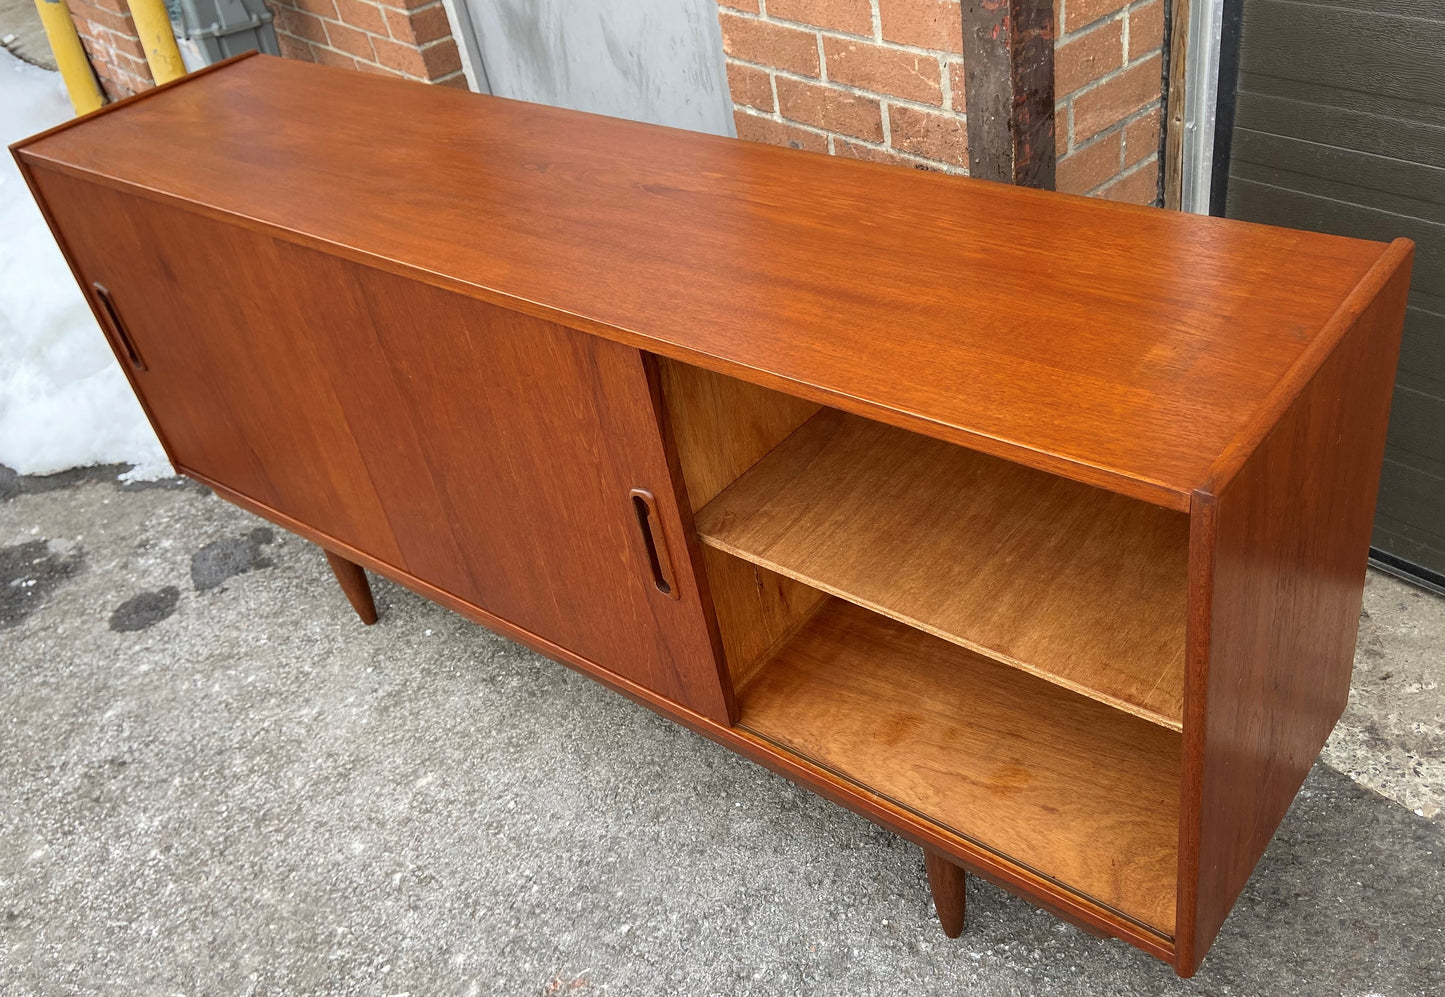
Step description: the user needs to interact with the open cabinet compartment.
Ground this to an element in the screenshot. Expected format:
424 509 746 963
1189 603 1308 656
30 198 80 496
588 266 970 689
657 357 1187 937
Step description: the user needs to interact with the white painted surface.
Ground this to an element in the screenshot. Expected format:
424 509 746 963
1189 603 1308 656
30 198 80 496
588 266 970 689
460 0 734 135
0 51 168 479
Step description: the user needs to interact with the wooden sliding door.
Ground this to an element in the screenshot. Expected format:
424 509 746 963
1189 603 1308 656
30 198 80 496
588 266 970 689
30 168 734 724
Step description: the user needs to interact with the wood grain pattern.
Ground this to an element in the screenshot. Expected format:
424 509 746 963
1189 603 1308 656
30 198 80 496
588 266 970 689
698 409 1190 728
1176 241 1413 974
29 167 734 725
741 598 1181 932
656 358 822 510
1163 0 1190 210
925 849 968 938
323 549 378 625
12 54 1397 510
700 550 828 692
657 358 828 688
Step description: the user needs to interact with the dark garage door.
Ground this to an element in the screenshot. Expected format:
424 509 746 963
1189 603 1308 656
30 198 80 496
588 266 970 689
1222 0 1445 584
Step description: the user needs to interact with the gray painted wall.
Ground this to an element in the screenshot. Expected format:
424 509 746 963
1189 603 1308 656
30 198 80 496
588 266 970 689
461 0 735 136
1225 0 1445 578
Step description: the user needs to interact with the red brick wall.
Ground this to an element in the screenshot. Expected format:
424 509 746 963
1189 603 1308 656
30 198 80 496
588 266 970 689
1055 0 1163 202
719 0 970 170
717 0 1165 204
269 0 466 84
69 0 154 99
67 0 466 99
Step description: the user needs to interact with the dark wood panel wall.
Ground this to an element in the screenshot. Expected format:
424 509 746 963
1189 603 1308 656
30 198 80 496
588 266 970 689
1224 0 1445 579
960 0 1056 188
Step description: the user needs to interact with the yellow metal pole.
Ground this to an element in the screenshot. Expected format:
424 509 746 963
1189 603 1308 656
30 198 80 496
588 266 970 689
32 0 105 115
124 0 185 84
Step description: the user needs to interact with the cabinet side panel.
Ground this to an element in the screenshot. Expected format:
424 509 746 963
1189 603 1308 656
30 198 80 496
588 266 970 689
1181 252 1412 973
655 358 827 688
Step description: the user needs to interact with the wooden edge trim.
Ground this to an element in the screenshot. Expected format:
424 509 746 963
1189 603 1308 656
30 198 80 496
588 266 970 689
1204 237 1415 494
639 352 740 724
1174 488 1218 977
180 463 1176 965
12 156 1191 514
6 51 259 156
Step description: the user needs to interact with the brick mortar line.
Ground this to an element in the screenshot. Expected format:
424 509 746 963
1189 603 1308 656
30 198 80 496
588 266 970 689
730 4 1160 62
727 55 966 121
725 7 1158 180
1084 150 1160 199
723 8 958 63
1059 0 1164 43
727 7 1155 128
1060 98 1162 160
732 103 960 173
295 9 397 44
1064 92 1161 156
1057 8 1126 48
298 34 430 79
302 1 449 46
1055 45 1163 109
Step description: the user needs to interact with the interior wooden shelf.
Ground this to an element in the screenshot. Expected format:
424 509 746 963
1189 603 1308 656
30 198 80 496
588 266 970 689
696 409 1190 729
739 597 1181 933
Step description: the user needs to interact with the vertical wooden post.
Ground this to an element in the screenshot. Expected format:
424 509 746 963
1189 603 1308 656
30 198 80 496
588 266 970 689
960 0 1056 189
1163 0 1191 208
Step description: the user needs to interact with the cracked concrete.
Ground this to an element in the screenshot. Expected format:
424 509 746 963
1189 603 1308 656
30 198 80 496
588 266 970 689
0 468 1442 995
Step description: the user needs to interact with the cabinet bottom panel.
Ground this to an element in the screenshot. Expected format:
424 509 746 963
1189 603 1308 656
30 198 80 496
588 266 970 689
737 597 1182 935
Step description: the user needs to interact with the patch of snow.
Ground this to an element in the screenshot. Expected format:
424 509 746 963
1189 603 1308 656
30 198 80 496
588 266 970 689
0 49 169 480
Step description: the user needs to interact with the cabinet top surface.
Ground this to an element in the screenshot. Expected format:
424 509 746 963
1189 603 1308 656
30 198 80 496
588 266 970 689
17 55 1404 508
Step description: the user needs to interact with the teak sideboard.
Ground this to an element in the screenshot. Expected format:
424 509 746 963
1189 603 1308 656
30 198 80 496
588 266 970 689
13 53 1413 976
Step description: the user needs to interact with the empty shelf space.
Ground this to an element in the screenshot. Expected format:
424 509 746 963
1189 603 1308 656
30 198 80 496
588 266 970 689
739 597 1181 933
695 409 1190 729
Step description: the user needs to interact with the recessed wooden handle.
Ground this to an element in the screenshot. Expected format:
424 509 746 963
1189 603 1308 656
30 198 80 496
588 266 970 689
630 488 680 600
92 282 147 371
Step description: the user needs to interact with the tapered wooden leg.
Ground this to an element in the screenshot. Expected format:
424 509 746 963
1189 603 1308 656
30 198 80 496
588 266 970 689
924 848 967 938
323 549 378 624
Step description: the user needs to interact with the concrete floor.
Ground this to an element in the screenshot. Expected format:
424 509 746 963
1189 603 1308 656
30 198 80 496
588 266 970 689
0 0 56 71
1 466 1442 995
